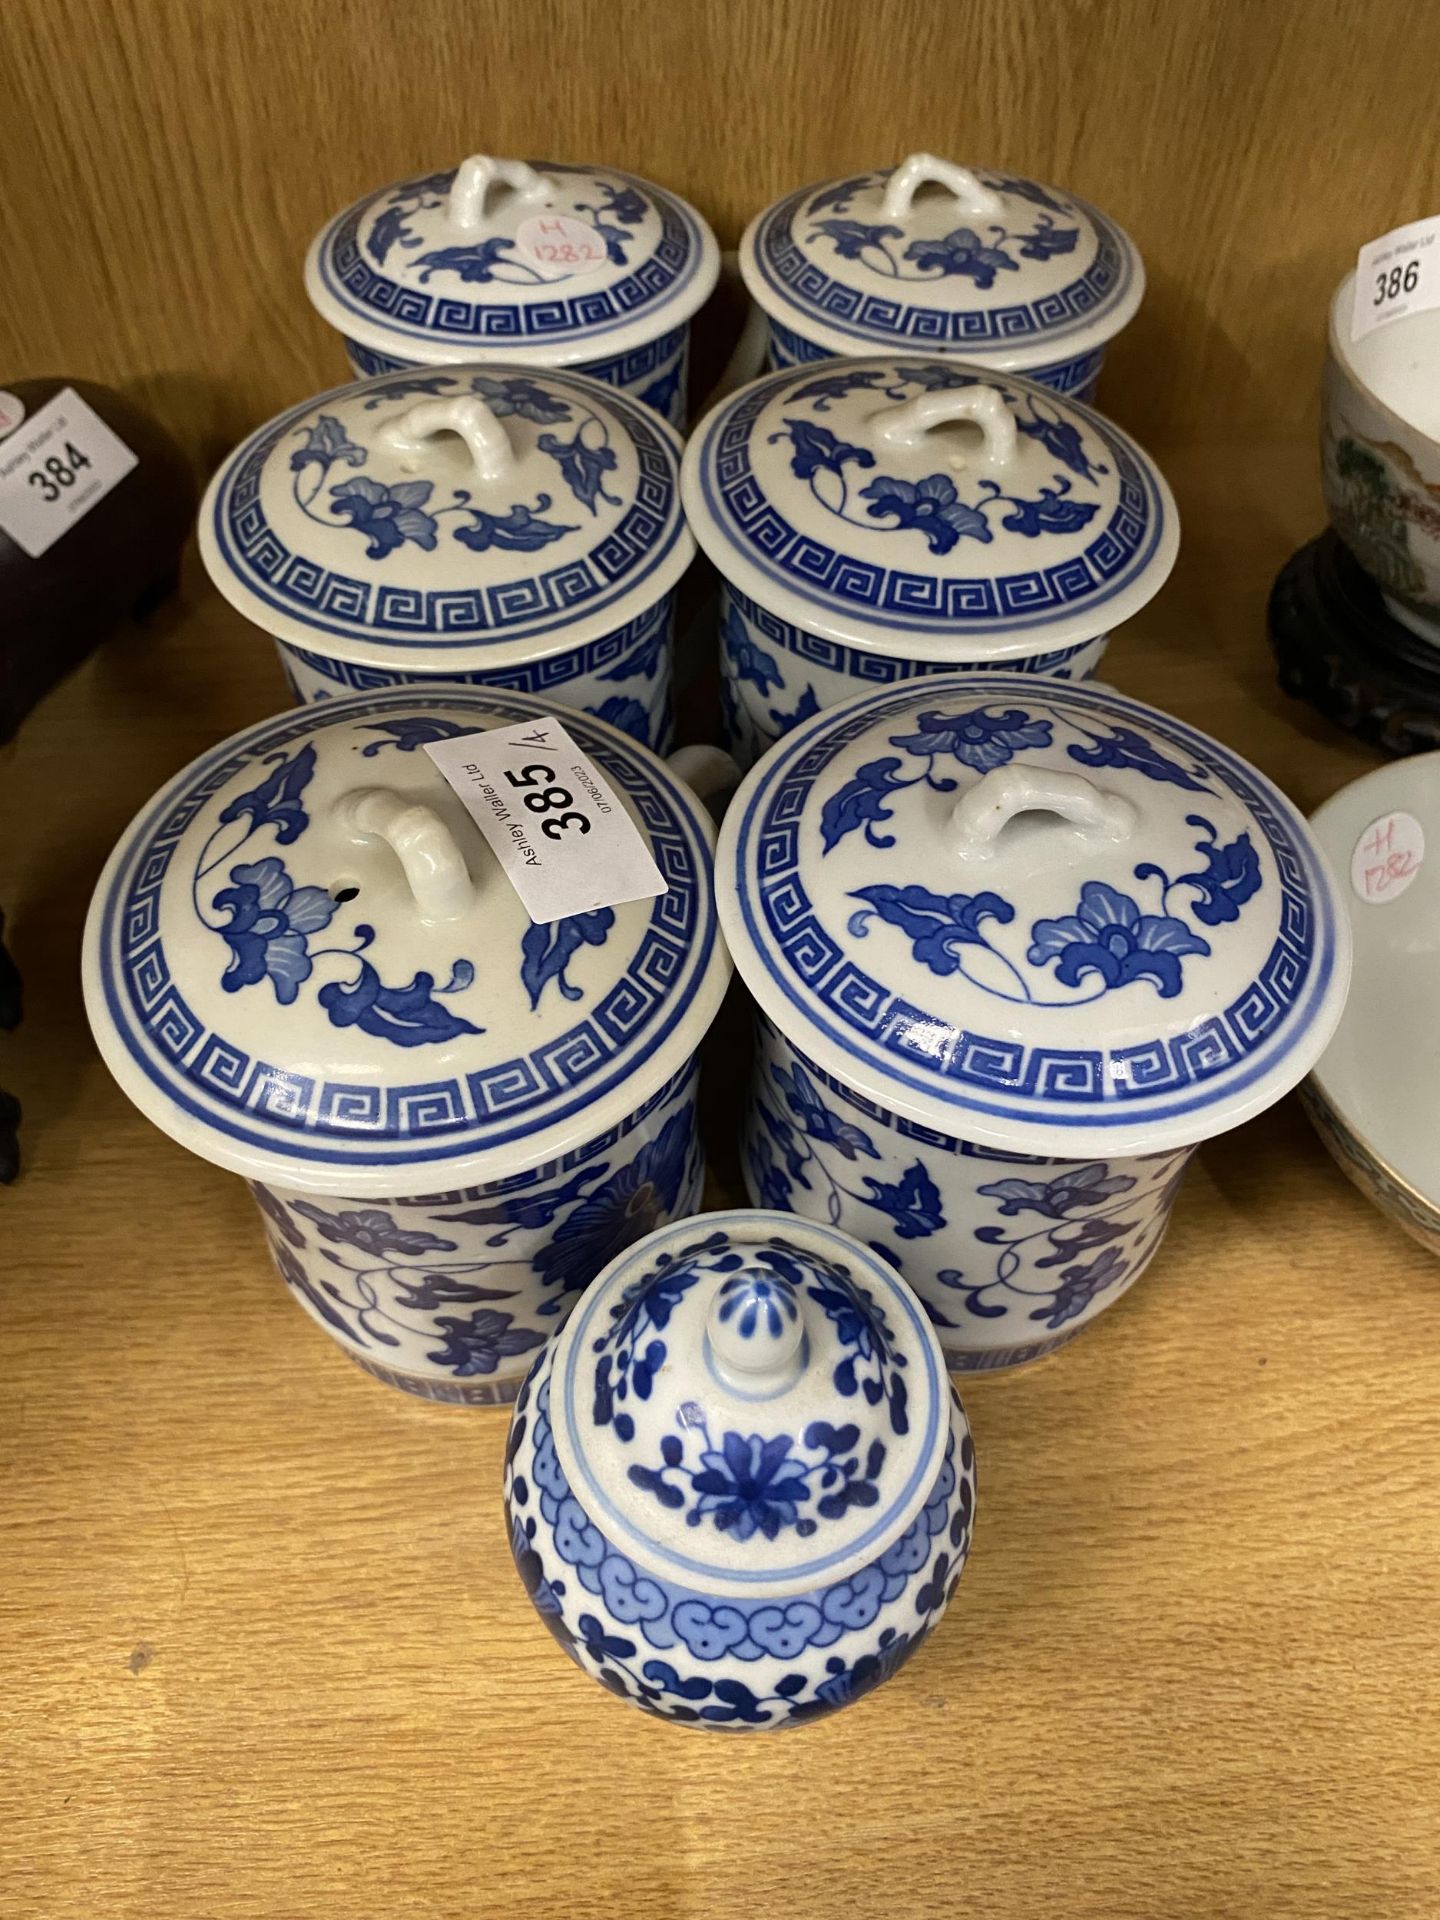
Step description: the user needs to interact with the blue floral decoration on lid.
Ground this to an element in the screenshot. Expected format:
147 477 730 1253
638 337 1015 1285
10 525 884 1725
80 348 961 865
206 366 689 657
555 1214 945 1597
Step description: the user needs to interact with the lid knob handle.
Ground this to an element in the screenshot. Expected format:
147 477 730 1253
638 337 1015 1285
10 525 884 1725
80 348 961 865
951 764 1137 857
880 153 1006 222
376 394 516 485
707 1271 805 1385
447 154 554 232
872 383 1017 473
337 786 475 923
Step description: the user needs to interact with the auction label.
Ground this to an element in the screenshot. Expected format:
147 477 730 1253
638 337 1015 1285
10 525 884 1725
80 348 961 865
425 716 668 923
1351 215 1440 342
1350 809 1424 904
0 387 138 558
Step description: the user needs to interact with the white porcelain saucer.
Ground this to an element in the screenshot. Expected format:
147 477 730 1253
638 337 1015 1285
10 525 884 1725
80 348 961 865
1307 752 1440 1254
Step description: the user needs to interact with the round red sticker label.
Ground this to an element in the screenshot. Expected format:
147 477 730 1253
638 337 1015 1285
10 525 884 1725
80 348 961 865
1350 809 1425 904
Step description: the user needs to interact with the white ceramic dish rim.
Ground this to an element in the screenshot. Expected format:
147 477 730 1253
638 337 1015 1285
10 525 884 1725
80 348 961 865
80 691 733 1195
716 671 1353 1158
304 169 721 368
1307 752 1440 1207
736 178 1146 369
546 1207 954 1600
197 368 695 672
680 360 1179 662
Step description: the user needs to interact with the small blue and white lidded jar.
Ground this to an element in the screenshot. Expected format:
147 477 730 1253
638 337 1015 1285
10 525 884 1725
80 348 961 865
716 673 1353 1372
504 1210 976 1727
80 687 731 1404
198 364 693 750
739 152 1145 402
303 155 719 429
682 355 1177 766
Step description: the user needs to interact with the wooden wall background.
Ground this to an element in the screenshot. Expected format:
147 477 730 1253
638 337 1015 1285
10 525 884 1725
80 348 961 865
2 0 1439 476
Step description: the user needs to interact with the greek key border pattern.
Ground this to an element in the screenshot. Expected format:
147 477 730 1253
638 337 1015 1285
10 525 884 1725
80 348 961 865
285 592 673 691
725 584 1095 682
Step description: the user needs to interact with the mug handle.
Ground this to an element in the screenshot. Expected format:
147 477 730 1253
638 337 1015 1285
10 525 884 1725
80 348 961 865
667 744 742 807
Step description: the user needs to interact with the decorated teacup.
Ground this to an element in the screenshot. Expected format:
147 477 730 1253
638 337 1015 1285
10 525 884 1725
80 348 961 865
1322 268 1440 645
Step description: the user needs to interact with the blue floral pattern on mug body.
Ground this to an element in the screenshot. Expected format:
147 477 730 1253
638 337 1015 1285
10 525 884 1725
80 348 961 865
719 583 1106 768
341 324 693 430
275 589 676 751
744 1020 1193 1371
251 1063 702 1404
504 1358 976 1726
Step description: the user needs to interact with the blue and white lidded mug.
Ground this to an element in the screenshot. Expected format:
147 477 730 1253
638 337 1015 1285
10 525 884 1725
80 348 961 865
683 355 1178 766
717 672 1352 1371
199 363 694 752
739 152 1144 403
81 688 732 1405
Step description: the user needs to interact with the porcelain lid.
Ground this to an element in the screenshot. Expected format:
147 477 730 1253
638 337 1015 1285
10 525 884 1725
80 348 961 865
549 1210 949 1600
82 688 728 1194
305 155 719 367
681 356 1176 658
718 674 1351 1156
199 364 690 670
739 153 1144 369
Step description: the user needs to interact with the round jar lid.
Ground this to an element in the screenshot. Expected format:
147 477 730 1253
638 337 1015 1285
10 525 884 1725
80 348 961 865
682 355 1175 658
549 1210 950 1601
305 155 719 369
739 153 1143 368
199 364 691 671
718 674 1351 1156
82 688 728 1193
